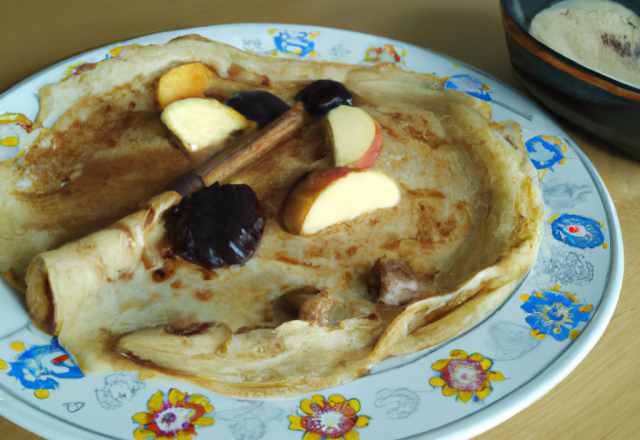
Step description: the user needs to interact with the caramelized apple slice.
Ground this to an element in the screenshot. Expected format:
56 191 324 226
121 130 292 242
282 168 401 235
156 62 217 110
326 105 383 168
161 98 254 160
156 62 267 110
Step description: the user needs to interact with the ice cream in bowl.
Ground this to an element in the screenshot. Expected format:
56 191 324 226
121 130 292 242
500 0 640 158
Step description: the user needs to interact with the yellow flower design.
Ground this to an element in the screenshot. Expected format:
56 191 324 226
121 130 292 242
288 394 370 440
133 389 214 440
0 113 32 128
429 350 505 403
364 44 407 64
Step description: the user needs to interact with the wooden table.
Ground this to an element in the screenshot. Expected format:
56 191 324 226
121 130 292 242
1 0 638 438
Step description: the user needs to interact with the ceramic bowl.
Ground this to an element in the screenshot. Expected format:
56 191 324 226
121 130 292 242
500 0 640 159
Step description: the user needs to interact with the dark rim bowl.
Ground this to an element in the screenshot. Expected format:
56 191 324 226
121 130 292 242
500 0 640 158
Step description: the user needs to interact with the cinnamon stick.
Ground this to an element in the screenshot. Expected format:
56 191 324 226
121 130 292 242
172 103 311 196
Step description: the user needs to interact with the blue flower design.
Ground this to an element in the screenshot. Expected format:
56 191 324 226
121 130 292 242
7 339 84 391
270 30 318 57
444 75 491 101
521 291 593 341
551 213 605 249
525 136 565 171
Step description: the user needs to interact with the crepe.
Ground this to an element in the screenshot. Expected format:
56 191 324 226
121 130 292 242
0 35 363 281
21 36 543 398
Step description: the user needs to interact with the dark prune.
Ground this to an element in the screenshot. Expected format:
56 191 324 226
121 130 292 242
294 80 353 116
224 90 290 129
166 182 265 270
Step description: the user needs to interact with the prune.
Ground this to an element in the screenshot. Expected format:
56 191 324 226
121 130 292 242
224 90 290 129
166 182 265 269
294 80 353 116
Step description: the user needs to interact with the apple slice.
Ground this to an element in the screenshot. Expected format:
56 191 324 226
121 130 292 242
156 62 266 110
282 168 400 235
156 62 216 110
326 105 383 168
161 98 254 160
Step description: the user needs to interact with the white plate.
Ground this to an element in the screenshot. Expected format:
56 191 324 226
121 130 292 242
0 24 623 440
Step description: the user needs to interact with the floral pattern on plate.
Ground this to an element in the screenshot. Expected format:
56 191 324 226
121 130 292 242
550 213 607 249
363 44 406 65
521 290 594 341
4 339 83 399
268 29 319 57
525 135 567 181
444 74 491 101
429 350 505 403
133 389 215 440
288 394 370 440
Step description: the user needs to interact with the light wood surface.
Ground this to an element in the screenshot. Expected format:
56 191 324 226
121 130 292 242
1 0 638 439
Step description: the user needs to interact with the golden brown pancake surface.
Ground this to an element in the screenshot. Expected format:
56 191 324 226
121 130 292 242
15 36 542 398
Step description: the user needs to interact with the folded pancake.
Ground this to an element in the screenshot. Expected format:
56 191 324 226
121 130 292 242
24 60 543 397
0 35 371 281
